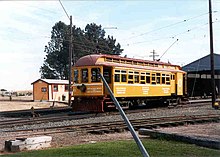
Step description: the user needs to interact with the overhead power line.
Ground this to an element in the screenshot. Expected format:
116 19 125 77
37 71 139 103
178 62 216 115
59 0 70 20
19 2 59 14
127 12 210 40
125 19 220 47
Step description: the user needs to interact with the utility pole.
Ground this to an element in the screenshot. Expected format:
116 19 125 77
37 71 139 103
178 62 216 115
208 0 217 108
68 15 73 106
149 50 159 61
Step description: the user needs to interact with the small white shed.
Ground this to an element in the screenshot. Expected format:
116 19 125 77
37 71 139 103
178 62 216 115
32 79 69 102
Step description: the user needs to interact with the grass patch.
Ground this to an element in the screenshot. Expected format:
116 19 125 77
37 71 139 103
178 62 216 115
2 139 220 157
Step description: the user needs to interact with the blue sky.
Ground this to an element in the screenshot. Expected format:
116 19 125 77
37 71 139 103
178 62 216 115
0 0 219 91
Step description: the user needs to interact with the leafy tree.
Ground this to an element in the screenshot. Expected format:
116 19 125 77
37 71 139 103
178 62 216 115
40 22 123 79
40 21 69 79
84 23 123 56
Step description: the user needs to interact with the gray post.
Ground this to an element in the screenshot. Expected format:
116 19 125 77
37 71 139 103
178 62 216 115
68 15 72 106
99 73 150 157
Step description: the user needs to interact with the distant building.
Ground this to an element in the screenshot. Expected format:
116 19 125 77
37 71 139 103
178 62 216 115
31 79 69 102
0 89 10 96
182 53 220 97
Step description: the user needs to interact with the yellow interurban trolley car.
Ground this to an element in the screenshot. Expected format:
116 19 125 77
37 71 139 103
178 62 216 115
71 54 187 112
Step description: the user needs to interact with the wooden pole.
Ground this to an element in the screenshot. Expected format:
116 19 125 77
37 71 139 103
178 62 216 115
208 0 216 108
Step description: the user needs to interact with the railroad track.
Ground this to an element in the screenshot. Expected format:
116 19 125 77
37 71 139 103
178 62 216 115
0 106 73 118
0 98 215 118
2 113 219 137
0 101 218 130
0 113 97 129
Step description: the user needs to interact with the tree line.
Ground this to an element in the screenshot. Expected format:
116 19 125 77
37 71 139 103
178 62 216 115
40 22 123 79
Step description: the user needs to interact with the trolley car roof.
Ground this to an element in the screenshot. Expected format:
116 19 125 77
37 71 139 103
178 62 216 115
74 54 185 73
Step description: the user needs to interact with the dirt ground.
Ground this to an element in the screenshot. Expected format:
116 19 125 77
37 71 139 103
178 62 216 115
51 131 134 148
50 122 220 148
157 123 220 140
0 96 67 112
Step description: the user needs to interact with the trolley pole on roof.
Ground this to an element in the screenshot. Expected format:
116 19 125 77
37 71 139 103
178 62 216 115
149 50 159 61
99 73 150 157
68 15 73 106
208 0 217 108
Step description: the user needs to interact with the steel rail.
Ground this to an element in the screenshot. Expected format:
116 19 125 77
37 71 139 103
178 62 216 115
2 114 219 135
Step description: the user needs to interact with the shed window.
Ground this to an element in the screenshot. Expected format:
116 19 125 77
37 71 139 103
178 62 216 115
65 85 69 91
41 87 47 92
53 85 58 92
201 74 206 79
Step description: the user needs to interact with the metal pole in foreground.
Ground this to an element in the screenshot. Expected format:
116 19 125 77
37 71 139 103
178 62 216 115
99 73 150 157
68 15 73 106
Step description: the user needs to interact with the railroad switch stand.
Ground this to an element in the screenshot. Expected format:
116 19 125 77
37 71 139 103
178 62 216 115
31 107 40 118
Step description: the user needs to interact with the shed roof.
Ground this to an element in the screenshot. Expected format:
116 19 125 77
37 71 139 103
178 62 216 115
182 53 220 72
32 79 69 85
